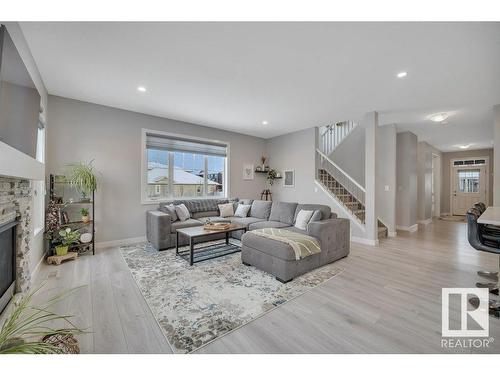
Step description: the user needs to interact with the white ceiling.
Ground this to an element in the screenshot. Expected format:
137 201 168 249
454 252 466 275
20 22 500 151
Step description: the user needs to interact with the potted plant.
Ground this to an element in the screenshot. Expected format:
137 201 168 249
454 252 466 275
80 208 90 223
55 228 80 256
260 154 267 171
267 169 278 186
0 285 85 354
67 160 98 202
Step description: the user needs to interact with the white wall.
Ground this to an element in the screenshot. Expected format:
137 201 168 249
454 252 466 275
2 22 48 277
376 124 396 235
46 96 267 244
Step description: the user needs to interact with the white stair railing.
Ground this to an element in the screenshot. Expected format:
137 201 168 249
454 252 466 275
316 148 365 206
319 121 357 156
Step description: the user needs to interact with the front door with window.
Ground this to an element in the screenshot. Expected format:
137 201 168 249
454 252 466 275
452 167 486 215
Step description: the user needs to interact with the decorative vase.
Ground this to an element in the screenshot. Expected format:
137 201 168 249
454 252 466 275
82 215 90 223
55 245 69 256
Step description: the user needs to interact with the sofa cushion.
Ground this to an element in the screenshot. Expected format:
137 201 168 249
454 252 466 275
241 231 297 261
284 226 308 235
228 216 266 229
239 198 254 205
248 220 291 231
249 200 272 219
159 203 178 222
170 218 203 233
191 210 219 219
294 204 331 221
269 201 298 225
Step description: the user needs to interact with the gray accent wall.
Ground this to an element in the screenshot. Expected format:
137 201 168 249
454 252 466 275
46 96 267 243
441 148 493 214
396 132 418 229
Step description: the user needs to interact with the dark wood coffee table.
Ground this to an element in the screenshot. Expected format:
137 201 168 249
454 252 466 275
175 224 247 265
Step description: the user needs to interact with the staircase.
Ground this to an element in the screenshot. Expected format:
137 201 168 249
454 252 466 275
320 121 357 156
317 167 365 224
315 121 366 226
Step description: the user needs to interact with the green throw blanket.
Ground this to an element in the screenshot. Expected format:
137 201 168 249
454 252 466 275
251 228 321 260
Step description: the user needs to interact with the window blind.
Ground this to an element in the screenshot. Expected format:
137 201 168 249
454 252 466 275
146 133 227 157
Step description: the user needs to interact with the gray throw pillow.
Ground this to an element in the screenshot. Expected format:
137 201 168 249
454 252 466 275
160 204 178 222
234 204 251 218
309 210 322 223
175 204 191 222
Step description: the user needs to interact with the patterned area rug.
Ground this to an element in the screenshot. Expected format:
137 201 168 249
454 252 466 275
120 241 344 353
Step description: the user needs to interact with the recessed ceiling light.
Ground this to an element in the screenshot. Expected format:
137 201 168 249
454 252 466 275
396 71 408 78
430 113 448 123
137 86 147 92
262 120 268 125
459 144 471 149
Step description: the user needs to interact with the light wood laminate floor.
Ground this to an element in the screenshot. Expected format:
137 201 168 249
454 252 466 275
33 219 500 353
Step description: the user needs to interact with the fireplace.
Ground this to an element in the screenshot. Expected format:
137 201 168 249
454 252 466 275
0 220 18 313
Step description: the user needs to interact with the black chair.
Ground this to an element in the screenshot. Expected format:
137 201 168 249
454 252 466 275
466 208 500 300
474 202 487 214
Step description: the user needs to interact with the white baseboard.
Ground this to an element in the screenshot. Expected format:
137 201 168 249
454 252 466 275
351 236 379 246
388 231 397 237
396 224 418 233
95 236 147 250
418 218 433 225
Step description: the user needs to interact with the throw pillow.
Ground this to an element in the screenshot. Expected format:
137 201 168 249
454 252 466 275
295 209 314 230
163 204 178 222
218 203 234 218
309 210 322 223
175 204 191 222
234 204 251 218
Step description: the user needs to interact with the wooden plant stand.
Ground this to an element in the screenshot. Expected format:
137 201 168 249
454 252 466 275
47 252 78 265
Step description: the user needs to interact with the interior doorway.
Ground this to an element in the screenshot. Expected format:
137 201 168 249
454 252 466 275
450 157 489 215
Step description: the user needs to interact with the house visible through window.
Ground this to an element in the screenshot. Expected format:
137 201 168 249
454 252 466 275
143 130 228 202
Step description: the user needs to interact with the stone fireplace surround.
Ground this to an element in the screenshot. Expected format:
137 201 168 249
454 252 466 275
0 177 33 294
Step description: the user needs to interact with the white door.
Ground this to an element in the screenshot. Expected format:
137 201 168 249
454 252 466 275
451 167 486 215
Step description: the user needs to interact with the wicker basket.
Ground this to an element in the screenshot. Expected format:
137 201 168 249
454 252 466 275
42 331 80 354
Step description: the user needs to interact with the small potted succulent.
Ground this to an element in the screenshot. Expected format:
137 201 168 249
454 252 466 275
55 228 80 256
80 208 90 223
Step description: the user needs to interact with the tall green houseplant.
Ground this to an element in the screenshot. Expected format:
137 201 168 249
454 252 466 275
67 160 98 202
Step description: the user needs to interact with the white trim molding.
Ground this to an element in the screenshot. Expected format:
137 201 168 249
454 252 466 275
351 236 379 246
396 224 419 233
418 218 433 226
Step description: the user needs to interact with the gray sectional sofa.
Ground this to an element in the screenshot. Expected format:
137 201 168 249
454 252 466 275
146 198 350 282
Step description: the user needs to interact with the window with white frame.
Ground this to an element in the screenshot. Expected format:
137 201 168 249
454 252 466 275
33 121 45 234
142 130 228 202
